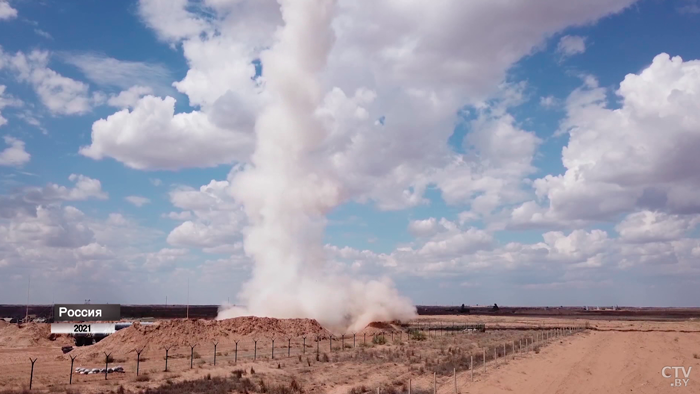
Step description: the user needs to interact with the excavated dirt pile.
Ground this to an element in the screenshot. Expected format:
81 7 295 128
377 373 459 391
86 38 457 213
358 321 404 336
75 316 331 357
0 321 73 348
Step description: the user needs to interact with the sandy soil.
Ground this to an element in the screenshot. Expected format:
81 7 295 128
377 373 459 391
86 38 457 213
0 321 73 348
455 330 700 394
1 316 698 393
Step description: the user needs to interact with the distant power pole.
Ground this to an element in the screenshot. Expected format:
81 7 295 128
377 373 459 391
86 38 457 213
186 277 190 319
25 276 31 322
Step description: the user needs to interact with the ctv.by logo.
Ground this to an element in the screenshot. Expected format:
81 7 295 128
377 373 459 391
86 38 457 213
663 366 692 387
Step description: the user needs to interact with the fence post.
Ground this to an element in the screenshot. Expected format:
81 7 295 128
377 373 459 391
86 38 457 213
342 334 345 350
288 338 291 357
483 349 486 372
190 344 196 369
104 352 111 380
29 358 37 390
503 343 506 359
354 333 356 348
433 372 436 394
364 333 366 345
408 378 411 394
254 340 257 361
494 348 497 365
513 341 516 359
316 337 319 357
235 341 238 363
213 342 218 366
303 337 306 354
272 339 275 360
470 355 473 381
69 355 77 384
137 348 143 375
164 347 170 372
329 336 332 352
454 367 457 393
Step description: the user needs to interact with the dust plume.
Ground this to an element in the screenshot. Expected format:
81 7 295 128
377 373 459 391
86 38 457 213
216 0 416 333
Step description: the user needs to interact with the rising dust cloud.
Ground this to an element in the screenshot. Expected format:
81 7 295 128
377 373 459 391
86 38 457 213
216 0 416 334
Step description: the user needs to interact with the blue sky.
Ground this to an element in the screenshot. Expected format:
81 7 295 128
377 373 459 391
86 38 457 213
2 0 700 309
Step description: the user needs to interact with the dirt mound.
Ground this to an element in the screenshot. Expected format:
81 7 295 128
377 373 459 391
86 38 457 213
0 322 73 348
358 321 403 336
75 317 331 358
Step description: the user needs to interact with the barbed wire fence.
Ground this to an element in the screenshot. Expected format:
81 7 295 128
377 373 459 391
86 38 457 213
12 323 585 392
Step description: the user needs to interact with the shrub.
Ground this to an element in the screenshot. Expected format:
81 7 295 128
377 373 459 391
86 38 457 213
348 385 370 394
134 374 150 382
290 378 302 393
432 353 476 376
131 375 255 394
410 330 426 341
372 335 387 345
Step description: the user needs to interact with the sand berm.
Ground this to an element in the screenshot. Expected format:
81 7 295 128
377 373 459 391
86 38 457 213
74 316 333 357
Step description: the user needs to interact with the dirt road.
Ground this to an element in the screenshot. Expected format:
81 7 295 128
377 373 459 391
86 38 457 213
453 330 700 394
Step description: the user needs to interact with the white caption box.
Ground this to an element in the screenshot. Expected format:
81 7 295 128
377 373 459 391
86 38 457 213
51 323 116 334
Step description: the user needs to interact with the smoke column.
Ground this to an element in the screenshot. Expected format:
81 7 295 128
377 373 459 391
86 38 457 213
217 0 416 333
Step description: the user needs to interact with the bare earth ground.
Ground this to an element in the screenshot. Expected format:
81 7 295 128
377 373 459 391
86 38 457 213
460 330 700 394
0 316 698 393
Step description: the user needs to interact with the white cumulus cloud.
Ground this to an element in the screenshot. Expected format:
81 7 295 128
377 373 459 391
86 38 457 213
514 53 700 225
557 35 587 58
79 95 254 170
615 211 699 243
125 195 151 207
44 174 108 201
0 1 17 20
3 49 91 115
107 85 153 108
0 136 30 167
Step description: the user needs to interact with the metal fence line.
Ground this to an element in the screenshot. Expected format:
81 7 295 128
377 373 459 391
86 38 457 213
9 324 584 392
